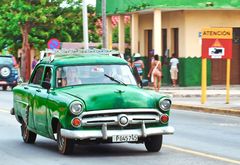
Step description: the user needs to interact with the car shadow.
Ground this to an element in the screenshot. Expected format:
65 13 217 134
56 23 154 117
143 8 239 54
16 139 159 157
72 144 149 157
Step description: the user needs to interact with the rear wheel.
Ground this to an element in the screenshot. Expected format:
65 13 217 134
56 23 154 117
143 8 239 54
21 121 37 143
2 85 7 91
145 135 163 152
57 123 74 155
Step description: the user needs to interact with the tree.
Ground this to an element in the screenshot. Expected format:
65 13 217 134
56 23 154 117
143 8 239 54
0 0 67 80
95 16 131 44
0 0 101 81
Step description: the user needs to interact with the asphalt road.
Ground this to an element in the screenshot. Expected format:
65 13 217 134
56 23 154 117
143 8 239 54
0 90 240 165
0 89 13 110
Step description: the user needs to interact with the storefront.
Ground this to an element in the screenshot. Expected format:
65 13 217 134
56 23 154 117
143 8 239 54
96 0 240 86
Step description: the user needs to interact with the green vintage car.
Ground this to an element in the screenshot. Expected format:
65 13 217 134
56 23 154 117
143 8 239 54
12 49 174 154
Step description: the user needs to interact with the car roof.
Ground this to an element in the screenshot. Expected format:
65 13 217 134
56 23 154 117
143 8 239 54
40 54 128 66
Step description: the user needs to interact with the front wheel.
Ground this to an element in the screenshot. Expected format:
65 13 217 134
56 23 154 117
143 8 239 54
11 85 17 90
21 121 37 143
144 135 163 152
57 123 74 155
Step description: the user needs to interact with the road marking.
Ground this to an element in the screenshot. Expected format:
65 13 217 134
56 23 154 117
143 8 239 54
0 109 9 113
163 144 240 164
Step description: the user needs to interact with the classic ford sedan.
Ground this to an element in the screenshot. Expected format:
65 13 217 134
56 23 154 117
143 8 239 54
12 50 174 154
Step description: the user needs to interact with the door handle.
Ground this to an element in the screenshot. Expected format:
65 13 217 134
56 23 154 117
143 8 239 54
24 87 28 90
36 89 41 92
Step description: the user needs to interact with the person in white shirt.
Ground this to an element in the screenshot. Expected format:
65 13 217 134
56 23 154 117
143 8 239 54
170 53 179 87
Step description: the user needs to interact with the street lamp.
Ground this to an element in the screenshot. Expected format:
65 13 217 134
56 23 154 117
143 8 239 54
102 0 107 48
82 0 89 49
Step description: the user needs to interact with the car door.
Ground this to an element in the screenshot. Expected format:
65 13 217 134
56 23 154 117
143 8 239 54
27 65 45 131
33 66 53 135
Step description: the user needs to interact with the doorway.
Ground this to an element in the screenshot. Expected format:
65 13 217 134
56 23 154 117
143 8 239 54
144 30 153 80
171 28 179 57
211 28 240 84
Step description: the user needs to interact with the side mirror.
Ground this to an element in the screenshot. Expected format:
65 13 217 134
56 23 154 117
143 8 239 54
42 81 51 90
141 79 149 87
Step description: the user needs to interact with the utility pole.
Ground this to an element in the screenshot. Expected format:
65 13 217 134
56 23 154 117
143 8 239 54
102 0 107 48
82 0 89 49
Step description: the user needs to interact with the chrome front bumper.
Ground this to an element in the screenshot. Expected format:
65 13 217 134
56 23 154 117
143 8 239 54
61 124 174 140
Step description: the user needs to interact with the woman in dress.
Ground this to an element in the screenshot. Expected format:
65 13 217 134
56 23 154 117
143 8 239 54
148 54 162 92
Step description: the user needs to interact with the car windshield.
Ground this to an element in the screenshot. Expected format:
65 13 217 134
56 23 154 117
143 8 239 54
0 56 13 65
56 64 137 87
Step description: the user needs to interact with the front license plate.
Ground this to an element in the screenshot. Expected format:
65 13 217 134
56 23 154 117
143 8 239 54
112 134 138 142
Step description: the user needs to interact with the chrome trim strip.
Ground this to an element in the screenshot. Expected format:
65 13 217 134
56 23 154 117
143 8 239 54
142 121 147 137
80 108 162 126
81 114 159 126
61 126 175 140
80 109 162 117
15 99 29 106
102 124 107 140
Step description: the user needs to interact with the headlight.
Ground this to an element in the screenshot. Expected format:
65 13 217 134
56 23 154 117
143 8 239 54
70 101 83 115
159 99 171 111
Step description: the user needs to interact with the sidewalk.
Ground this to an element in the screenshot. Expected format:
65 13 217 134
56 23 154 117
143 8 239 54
145 85 240 116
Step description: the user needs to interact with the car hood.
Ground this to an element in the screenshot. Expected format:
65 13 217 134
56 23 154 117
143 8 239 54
60 84 157 111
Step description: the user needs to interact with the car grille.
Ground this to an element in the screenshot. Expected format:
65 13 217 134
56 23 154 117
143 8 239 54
79 109 162 127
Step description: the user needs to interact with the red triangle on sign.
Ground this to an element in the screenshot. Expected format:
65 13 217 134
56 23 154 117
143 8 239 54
212 39 223 47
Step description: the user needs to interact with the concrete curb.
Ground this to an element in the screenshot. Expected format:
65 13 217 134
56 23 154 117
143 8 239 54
143 88 240 97
168 94 240 97
172 104 240 117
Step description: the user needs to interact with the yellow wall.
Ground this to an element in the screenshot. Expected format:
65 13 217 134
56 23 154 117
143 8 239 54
137 10 240 58
138 11 185 57
139 14 153 56
162 11 185 57
184 10 240 58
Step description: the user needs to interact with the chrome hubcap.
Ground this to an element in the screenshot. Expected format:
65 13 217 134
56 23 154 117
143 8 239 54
23 123 28 139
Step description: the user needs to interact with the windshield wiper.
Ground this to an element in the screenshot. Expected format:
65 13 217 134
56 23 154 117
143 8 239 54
104 74 127 86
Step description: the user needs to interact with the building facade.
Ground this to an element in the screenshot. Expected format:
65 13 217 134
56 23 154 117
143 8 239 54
96 0 240 86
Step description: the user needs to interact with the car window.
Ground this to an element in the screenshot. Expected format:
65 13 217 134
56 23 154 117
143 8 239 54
56 64 137 87
31 66 44 85
43 67 52 83
0 56 13 65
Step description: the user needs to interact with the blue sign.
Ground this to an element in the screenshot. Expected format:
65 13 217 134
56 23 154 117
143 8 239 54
48 38 61 49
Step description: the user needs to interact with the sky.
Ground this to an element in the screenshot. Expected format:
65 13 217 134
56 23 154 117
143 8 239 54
61 0 96 8
87 0 96 6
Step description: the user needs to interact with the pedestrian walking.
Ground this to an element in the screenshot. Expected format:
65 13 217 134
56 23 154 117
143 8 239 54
133 53 144 80
169 53 179 87
147 49 155 83
126 55 141 86
148 54 162 92
31 56 38 70
126 56 132 67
